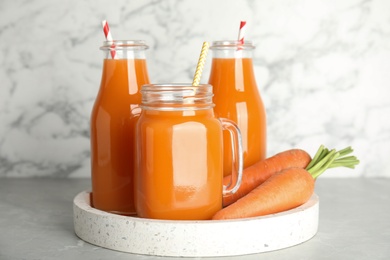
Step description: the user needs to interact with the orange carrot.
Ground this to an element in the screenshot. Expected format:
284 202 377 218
213 146 359 220
223 149 311 206
214 168 314 220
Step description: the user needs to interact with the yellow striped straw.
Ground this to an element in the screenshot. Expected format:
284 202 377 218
192 41 210 86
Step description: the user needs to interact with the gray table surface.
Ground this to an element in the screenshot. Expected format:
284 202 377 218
0 178 389 260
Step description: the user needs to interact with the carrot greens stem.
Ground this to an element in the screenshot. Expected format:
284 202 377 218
307 149 336 175
311 152 339 179
305 145 360 179
305 145 324 170
337 146 354 157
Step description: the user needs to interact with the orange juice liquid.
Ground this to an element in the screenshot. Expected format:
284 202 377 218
135 109 223 220
209 57 266 176
91 58 149 215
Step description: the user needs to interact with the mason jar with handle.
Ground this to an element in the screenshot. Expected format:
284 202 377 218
135 84 243 220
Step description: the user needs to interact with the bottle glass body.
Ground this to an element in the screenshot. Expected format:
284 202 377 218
90 40 150 215
208 41 267 176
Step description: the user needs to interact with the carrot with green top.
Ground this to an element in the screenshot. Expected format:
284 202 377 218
213 146 359 220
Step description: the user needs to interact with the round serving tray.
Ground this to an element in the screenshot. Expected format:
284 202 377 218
73 191 319 257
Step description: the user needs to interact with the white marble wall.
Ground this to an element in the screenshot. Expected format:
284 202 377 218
1 0 389 177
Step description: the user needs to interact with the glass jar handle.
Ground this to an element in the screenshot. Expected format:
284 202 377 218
219 118 243 195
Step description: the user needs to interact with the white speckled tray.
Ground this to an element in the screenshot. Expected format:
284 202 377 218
73 191 319 257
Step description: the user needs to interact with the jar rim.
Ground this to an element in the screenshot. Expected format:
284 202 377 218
100 40 149 50
210 40 255 49
141 83 212 91
140 83 214 111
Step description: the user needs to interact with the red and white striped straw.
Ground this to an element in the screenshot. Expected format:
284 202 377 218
237 21 247 46
101 20 116 59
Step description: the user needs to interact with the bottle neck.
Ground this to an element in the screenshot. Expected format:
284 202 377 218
208 41 258 92
99 40 150 96
141 84 215 111
100 40 148 59
210 40 255 59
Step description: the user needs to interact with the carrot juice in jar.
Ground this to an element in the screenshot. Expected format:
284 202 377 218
135 84 243 220
90 40 150 215
208 41 267 176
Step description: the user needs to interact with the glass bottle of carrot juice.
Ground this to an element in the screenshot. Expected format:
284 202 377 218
90 40 150 215
135 84 243 220
208 41 267 176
